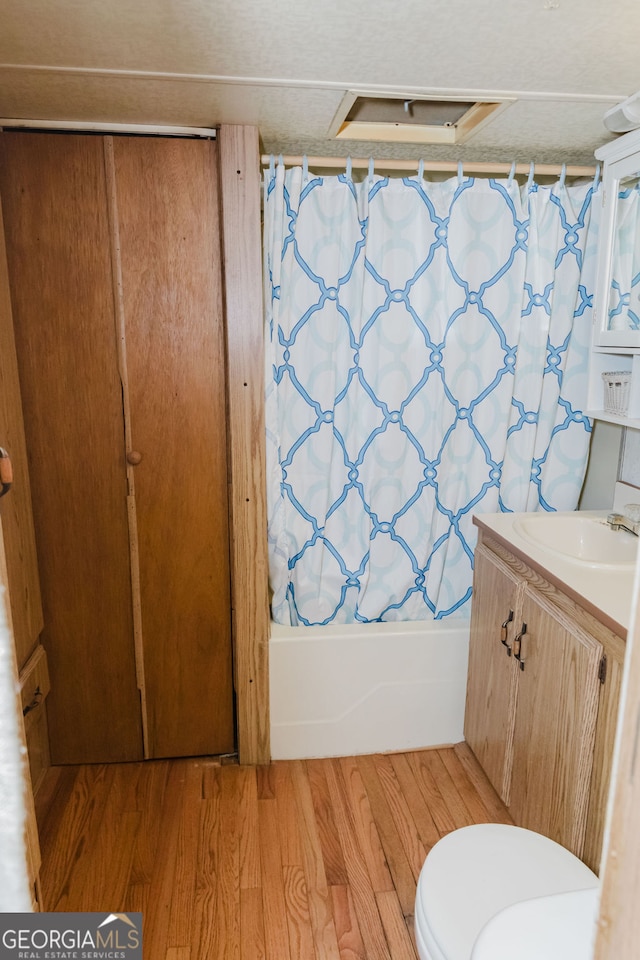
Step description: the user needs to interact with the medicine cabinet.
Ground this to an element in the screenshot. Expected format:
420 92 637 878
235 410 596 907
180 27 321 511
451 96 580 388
588 127 640 426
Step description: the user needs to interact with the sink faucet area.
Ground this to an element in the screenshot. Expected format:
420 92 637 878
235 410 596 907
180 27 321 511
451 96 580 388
606 504 640 537
512 511 639 567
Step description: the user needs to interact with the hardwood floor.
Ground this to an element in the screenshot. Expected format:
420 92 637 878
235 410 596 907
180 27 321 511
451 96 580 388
36 742 512 959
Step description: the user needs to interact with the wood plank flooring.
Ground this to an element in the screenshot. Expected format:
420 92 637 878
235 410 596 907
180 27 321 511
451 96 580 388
36 742 512 959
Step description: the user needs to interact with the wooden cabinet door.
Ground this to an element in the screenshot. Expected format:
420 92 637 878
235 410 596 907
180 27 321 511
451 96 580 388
0 132 144 764
583 637 625 873
464 544 521 803
112 136 234 758
509 585 601 857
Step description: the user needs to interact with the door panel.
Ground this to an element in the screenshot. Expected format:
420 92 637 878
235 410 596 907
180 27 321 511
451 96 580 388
464 545 521 803
0 133 143 763
112 137 234 758
509 585 601 856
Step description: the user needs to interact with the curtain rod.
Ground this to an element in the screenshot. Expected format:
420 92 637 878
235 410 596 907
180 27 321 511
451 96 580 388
261 154 597 177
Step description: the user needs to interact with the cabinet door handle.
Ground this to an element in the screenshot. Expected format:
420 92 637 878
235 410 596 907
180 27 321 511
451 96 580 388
513 622 527 670
500 609 514 655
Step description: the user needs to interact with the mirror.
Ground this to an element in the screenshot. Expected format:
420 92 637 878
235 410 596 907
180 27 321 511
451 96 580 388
608 171 640 332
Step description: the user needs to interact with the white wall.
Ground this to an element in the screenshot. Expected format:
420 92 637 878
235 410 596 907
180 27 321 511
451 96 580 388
580 421 624 510
620 429 640 488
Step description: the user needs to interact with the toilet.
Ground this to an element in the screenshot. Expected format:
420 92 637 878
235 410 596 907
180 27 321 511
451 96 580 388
414 823 599 960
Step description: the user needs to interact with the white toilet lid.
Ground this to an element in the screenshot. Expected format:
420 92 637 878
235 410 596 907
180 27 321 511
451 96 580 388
471 887 599 960
415 824 598 960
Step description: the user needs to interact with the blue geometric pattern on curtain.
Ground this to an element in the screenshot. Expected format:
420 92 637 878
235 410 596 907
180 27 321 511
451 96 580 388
264 164 601 626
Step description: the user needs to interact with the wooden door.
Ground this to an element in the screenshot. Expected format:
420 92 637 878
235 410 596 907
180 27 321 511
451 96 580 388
111 136 234 758
0 131 235 763
0 133 144 763
464 544 521 803
509 584 601 857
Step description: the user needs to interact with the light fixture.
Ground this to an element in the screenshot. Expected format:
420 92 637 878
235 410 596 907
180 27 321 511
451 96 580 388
603 90 640 134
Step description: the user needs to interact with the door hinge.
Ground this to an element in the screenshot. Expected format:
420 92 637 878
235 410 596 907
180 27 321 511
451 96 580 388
598 655 607 685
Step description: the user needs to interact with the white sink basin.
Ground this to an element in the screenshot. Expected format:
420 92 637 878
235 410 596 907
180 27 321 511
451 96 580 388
513 514 639 567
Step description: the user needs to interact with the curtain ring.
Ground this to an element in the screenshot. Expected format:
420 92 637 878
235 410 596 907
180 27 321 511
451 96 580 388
527 162 535 190
345 156 352 180
558 163 567 189
302 155 309 183
457 161 463 185
418 158 424 180
507 161 516 187
593 163 601 189
268 154 275 179
278 153 284 170
368 157 375 183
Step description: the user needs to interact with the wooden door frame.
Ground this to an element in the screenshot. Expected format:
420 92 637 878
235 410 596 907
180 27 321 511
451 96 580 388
218 125 270 764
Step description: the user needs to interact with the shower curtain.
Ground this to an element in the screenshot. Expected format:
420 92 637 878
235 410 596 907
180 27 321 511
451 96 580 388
264 162 601 626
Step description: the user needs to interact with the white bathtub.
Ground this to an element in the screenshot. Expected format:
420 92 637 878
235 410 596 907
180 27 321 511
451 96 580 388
269 617 470 760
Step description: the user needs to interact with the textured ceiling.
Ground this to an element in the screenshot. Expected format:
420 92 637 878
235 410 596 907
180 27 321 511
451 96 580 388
0 0 638 165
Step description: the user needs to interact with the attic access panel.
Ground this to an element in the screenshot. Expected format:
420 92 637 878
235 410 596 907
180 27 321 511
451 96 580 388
332 94 510 145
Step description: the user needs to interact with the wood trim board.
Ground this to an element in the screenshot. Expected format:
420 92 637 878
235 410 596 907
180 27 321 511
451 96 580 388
218 125 270 764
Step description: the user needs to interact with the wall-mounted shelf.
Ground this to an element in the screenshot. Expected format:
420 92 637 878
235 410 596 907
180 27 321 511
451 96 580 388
587 348 640 428
585 410 640 429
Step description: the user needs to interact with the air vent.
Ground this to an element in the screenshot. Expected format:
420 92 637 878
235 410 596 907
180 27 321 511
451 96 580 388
330 94 511 145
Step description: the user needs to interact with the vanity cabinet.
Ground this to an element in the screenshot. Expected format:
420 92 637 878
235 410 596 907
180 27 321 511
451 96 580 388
465 531 624 872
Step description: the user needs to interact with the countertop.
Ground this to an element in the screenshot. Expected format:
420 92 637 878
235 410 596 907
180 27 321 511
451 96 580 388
473 511 636 639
